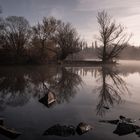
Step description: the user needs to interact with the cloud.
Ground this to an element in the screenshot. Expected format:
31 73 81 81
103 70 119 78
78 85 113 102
76 0 140 11
1 0 140 45
74 0 140 45
48 7 64 19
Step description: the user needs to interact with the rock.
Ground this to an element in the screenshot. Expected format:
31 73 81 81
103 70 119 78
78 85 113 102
113 123 138 136
135 129 140 134
43 124 75 137
0 124 21 139
39 91 56 108
0 118 4 125
100 116 140 137
135 129 140 137
76 122 92 135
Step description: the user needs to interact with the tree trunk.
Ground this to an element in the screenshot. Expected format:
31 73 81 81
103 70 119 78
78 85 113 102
102 45 106 63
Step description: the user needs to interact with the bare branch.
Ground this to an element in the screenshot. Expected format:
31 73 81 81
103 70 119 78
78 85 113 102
96 10 131 62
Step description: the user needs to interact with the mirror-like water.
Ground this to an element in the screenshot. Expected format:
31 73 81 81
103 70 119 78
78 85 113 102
0 61 140 140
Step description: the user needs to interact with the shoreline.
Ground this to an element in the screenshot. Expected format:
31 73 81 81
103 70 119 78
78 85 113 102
63 60 116 67
0 60 117 67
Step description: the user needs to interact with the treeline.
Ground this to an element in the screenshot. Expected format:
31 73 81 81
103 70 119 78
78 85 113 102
72 44 140 60
0 16 84 64
120 45 140 60
0 10 137 64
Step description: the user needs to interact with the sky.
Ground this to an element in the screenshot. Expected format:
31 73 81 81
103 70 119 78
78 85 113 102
1 0 140 46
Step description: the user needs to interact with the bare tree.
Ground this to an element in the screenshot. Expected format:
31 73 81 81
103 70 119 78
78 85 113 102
55 23 83 61
31 17 61 62
97 10 131 62
0 16 30 62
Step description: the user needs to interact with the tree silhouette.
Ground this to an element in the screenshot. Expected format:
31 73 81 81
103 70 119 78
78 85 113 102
97 10 131 62
0 16 30 63
31 17 60 63
55 23 83 61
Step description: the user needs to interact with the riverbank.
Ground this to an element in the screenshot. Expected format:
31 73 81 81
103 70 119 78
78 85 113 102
62 60 116 67
0 60 116 66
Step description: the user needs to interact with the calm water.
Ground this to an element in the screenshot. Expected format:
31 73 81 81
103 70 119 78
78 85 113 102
0 61 140 140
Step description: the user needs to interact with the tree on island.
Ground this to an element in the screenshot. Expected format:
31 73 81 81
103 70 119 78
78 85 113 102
96 10 131 63
55 22 83 61
30 17 83 63
30 17 61 63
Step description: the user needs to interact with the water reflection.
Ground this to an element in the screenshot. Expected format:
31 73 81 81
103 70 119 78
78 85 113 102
0 66 82 110
53 68 83 104
0 65 132 114
95 66 130 116
0 63 140 140
0 68 31 109
70 66 131 116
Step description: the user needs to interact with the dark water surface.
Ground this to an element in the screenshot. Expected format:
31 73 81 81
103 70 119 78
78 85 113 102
0 61 140 140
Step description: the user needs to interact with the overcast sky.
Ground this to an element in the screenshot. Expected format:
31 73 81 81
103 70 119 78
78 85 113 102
1 0 140 46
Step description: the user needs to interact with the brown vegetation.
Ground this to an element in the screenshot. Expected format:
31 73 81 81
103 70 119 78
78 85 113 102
0 16 83 64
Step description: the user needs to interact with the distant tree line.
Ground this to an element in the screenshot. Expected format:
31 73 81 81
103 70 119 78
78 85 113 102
73 44 140 60
0 15 84 64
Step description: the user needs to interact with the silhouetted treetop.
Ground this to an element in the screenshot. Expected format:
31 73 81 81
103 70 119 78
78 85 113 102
96 10 131 62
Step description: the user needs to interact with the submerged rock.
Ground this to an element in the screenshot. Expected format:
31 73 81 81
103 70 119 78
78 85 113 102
76 122 92 135
0 118 21 139
43 124 75 137
44 122 93 137
0 118 4 126
99 116 140 137
113 123 139 136
135 129 140 137
0 125 21 139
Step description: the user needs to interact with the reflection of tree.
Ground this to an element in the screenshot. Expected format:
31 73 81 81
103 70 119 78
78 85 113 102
0 66 82 110
0 68 31 109
27 66 60 98
53 68 82 104
96 66 130 116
